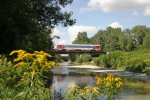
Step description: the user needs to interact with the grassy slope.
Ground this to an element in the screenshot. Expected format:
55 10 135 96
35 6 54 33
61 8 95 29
95 50 150 74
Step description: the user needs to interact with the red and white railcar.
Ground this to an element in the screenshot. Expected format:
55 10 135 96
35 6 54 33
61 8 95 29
56 44 101 51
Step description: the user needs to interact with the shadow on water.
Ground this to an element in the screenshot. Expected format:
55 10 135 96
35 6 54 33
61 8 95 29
50 66 150 100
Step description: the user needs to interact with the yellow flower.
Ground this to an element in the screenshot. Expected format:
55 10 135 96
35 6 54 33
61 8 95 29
23 53 34 60
10 49 26 56
84 86 91 93
13 56 23 62
92 87 103 95
34 51 51 58
68 85 80 90
114 78 121 81
107 74 114 78
96 77 103 85
116 81 123 88
14 62 26 68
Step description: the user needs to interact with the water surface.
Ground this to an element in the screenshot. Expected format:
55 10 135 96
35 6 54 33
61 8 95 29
51 66 150 100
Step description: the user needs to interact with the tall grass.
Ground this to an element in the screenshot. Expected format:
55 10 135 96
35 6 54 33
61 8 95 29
93 50 150 74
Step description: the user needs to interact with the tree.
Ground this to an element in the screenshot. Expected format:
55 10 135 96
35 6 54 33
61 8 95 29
0 0 75 53
143 34 150 50
132 25 150 46
119 33 134 51
104 27 122 51
91 30 106 50
73 32 90 44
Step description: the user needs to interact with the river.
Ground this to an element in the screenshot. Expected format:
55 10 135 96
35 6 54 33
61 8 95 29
51 64 150 100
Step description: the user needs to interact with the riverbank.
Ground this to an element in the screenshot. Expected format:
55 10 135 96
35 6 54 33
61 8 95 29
92 50 150 75
60 64 150 81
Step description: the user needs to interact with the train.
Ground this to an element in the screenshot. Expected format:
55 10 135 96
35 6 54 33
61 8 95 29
56 44 101 51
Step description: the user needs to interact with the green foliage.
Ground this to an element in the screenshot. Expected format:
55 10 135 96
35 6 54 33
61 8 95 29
0 55 16 99
64 85 102 100
132 25 150 45
92 50 150 74
76 54 92 64
101 52 123 69
96 74 123 100
68 54 76 62
76 56 83 64
65 74 123 100
87 25 150 51
143 34 150 50
0 50 56 100
144 67 150 75
82 54 92 62
91 30 106 49
73 32 90 44
0 0 75 53
93 57 100 66
125 59 146 73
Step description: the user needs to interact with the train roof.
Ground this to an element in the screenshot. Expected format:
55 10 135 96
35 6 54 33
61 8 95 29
57 44 100 46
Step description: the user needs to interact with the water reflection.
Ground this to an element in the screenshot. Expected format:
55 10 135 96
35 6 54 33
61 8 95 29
52 74 96 92
51 67 150 100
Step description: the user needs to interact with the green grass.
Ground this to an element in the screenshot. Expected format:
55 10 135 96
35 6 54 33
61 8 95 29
93 50 150 74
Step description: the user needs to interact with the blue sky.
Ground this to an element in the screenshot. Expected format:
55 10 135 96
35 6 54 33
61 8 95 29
52 0 150 46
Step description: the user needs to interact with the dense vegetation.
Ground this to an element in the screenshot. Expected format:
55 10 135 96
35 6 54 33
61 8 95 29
0 50 123 100
0 50 56 99
0 0 75 53
73 26 150 74
93 50 150 75
73 26 150 51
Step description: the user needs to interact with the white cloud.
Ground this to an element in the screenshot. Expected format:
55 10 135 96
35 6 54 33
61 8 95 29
144 6 150 16
68 25 99 41
51 28 64 37
87 0 150 12
109 22 122 28
133 10 139 16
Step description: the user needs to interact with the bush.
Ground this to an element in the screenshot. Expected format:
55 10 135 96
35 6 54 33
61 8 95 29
0 50 56 100
102 52 123 69
144 67 150 75
125 59 147 73
93 57 100 66
81 54 92 62
76 57 83 64
92 50 150 74
76 54 92 64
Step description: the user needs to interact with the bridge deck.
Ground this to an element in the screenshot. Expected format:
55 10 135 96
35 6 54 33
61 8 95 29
47 50 107 54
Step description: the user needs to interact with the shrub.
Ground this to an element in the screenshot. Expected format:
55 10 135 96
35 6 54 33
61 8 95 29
143 67 150 75
93 57 100 66
101 52 123 69
125 59 147 73
76 57 83 64
76 54 92 64
81 54 92 62
0 50 56 100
